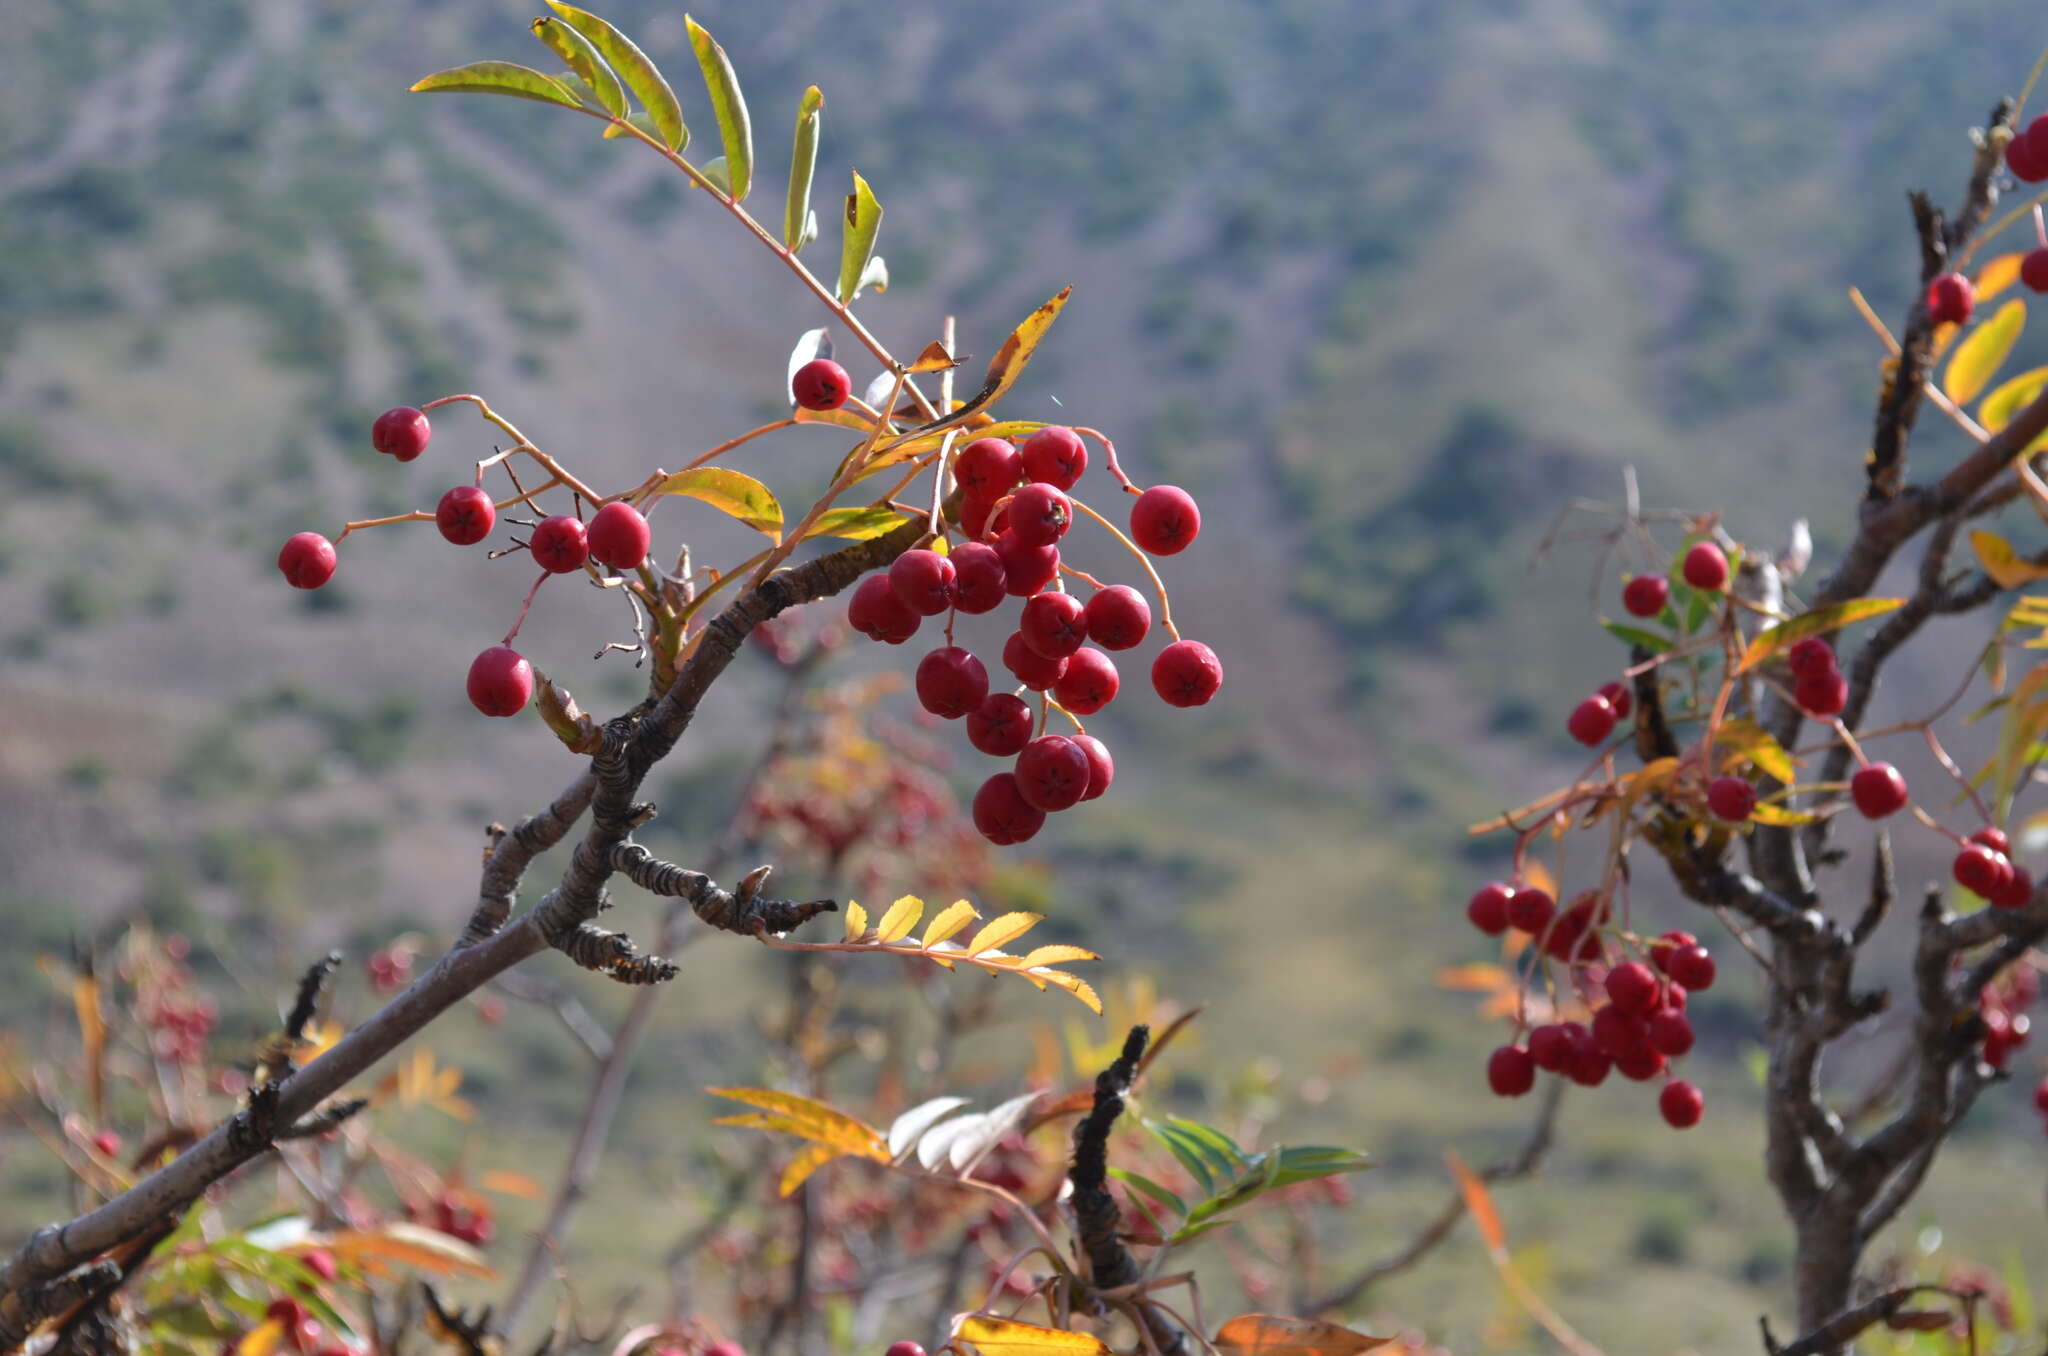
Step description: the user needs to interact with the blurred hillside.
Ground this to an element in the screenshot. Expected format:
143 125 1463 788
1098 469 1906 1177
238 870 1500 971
3 0 2048 1349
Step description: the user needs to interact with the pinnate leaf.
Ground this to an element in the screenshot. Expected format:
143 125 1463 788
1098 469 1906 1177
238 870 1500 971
708 1086 887 1159
545 2 685 150
886 1095 970 1158
967 911 1042 956
921 899 980 948
875 894 923 943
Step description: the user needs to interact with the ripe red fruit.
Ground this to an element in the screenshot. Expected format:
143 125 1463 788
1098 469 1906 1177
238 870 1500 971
467 647 534 717
1547 892 1607 963
1084 585 1151 649
1020 591 1089 658
1787 637 1836 676
1597 680 1632 721
973 772 1046 844
848 573 921 644
1527 1023 1575 1072
994 534 1061 597
957 437 1024 499
1707 776 1758 822
1003 632 1069 690
1016 736 1092 812
1487 1045 1536 1097
883 1345 924 1356
1566 694 1616 746
1650 929 1698 974
792 358 852 411
1659 1080 1705 1129
949 541 1008 613
1622 574 1670 618
968 694 1035 757
1649 1010 1696 1057
1851 762 1909 819
1971 827 2012 855
1616 1047 1667 1082
1054 648 1119 715
1682 540 1729 592
1008 483 1073 547
1795 668 1848 717
1505 887 1554 935
1153 639 1223 707
959 494 1001 541
1667 945 1716 992
2036 1075 2048 1114
530 514 590 573
301 1248 339 1282
278 533 338 589
91 1130 121 1158
1993 864 2035 911
436 486 497 546
1954 844 2014 898
2008 117 2048 181
371 406 431 461
889 549 957 616
1467 882 1514 936
1566 1027 1613 1087
1072 734 1114 801
587 501 651 569
1605 961 1661 1015
1021 426 1088 489
702 1342 744 1356
915 647 989 719
1593 1004 1649 1057
266 1298 310 1329
1926 272 1976 327
2022 250 2048 294
1130 485 1201 555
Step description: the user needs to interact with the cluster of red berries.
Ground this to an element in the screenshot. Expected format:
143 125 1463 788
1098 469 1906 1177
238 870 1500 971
143 993 217 1065
1565 678 1633 746
844 425 1220 844
1786 635 1848 719
366 945 415 993
1952 826 2036 911
430 1192 494 1246
257 1297 355 1356
1980 964 2038 1071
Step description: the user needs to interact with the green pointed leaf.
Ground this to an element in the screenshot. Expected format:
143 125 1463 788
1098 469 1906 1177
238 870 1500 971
1143 1120 1216 1194
803 506 915 541
686 16 754 201
1601 621 1671 653
1108 1167 1188 1219
1714 717 1797 785
838 171 883 304
531 16 625 116
785 85 824 250
657 467 784 542
546 2 686 151
1168 1117 1246 1166
410 61 584 110
1736 597 1905 674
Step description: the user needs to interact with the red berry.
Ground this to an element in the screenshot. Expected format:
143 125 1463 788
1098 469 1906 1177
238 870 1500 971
1593 1004 1649 1057
1528 1023 1575 1072
1597 680 1632 721
1072 734 1114 801
301 1248 338 1283
1659 1080 1705 1129
1019 591 1089 659
1545 891 1605 963
959 493 1001 541
1971 827 2012 855
957 438 1023 499
1053 648 1119 715
967 694 1035 757
1130 485 1201 555
278 533 337 589
1787 637 1836 676
1851 762 1909 818
1566 1027 1613 1087
1505 887 1554 935
2009 117 2048 181
889 549 957 616
1084 585 1152 650
949 541 1008 613
1954 844 2013 899
1667 945 1716 992
436 486 496 546
1003 632 1068 690
1707 776 1758 822
1152 639 1222 707
994 533 1061 597
91 1130 121 1158
2035 1075 2048 1114
792 358 851 411
973 772 1046 844
1649 1010 1695 1058
1622 574 1670 618
1487 1045 1536 1097
1616 1046 1666 1082
1795 668 1848 717
467 647 534 717
1015 736 1091 812
886 1343 926 1356
1682 540 1729 592
915 647 989 720
1650 930 1699 974
1020 426 1087 489
1467 882 1514 936
1008 484 1073 547
848 573 921 644
1566 695 1616 746
1606 961 1661 1015
2021 250 2048 295
530 514 589 573
266 1299 309 1329
1926 272 1976 327
371 406 431 461
587 501 651 569
1993 864 2035 911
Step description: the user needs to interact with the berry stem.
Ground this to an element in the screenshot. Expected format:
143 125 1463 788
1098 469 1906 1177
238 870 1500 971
495 475 566 514
1057 562 1108 590
335 511 432 543
1845 288 1991 442
1957 185 2048 270
681 418 797 472
1068 426 1140 495
2035 203 2048 250
502 570 552 646
425 393 607 502
926 429 959 539
1066 497 1180 641
1827 717 1873 770
1923 725 1995 825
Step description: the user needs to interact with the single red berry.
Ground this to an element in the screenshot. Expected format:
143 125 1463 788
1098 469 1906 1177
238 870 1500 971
1008 483 1073 547
266 1299 310 1329
1667 945 1716 992
1597 680 1632 721
1971 827 2012 855
949 541 1008 613
371 406 431 461
1054 647 1119 715
300 1248 338 1283
1787 637 1836 676
1707 776 1758 822
915 647 989 719
467 647 534 717
1659 980 1689 1013
2020 250 2048 295
1616 1046 1667 1082
1084 585 1151 649
1003 632 1068 690
1019 591 1089 658
967 693 1035 757
1593 1004 1649 1057
1152 639 1223 707
587 501 651 569
1851 762 1909 818
885 1343 925 1356
1505 887 1554 935
959 494 1001 541
2008 117 2048 181
91 1130 121 1158
1016 736 1092 812
1622 573 1670 618
1072 734 1114 801
704 1342 746 1356
1467 882 1515 936
994 533 1061 597
436 486 496 546
957 438 1023 499
1649 1010 1696 1058
1659 1080 1705 1129
889 549 957 616
1566 1027 1613 1087
1795 668 1848 717
1682 540 1729 592
530 514 590 573
2035 1075 2048 1114
1487 1045 1536 1098
1606 961 1661 1015
278 533 337 589
1566 694 1616 746
1130 485 1201 555
973 772 1046 844
792 358 852 411
1545 891 1605 963
1926 272 1976 327
1650 929 1699 974
1993 864 2035 911
848 573 921 644
1527 1023 1575 1072
1020 426 1087 489
1955 844 2014 898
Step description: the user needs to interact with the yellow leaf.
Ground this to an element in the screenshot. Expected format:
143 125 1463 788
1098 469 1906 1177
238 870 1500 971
325 1224 495 1279
1749 802 1821 827
1018 944 1098 968
1617 756 1680 817
843 900 869 942
908 340 964 373
1035 969 1102 1014
955 1315 1110 1356
708 1087 888 1158
237 1320 287 1356
779 1142 841 1196
1521 859 1558 902
964 288 1073 416
1980 364 2048 435
1448 1151 1506 1259
1946 298 2026 405
1971 530 2048 589
1978 252 2028 302
1436 964 1512 993
1735 598 1906 674
921 899 980 948
1212 1314 1391 1356
1715 719 1797 784
967 911 1043 956
875 895 924 944
656 466 785 543
478 1170 545 1200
